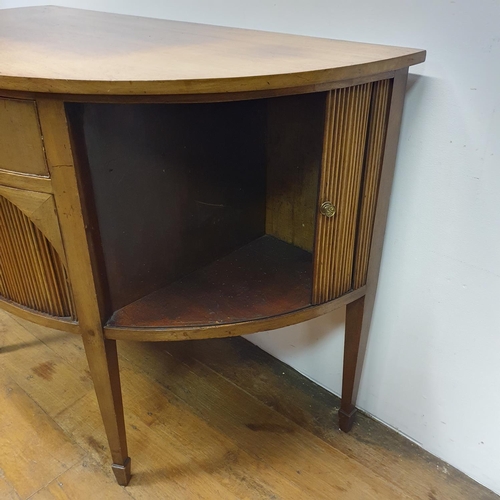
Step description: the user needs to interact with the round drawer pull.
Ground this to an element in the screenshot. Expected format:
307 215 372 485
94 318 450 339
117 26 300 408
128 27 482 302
320 201 336 218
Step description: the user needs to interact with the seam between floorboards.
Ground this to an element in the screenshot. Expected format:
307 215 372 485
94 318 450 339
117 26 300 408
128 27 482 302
121 344 412 499
181 342 423 499
24 455 136 500
118 348 315 499
0 377 86 500
3 312 410 498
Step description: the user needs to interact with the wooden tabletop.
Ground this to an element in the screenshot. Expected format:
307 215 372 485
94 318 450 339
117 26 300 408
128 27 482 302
0 6 425 95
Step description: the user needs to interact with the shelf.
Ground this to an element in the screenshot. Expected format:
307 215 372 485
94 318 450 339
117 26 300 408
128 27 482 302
108 236 312 328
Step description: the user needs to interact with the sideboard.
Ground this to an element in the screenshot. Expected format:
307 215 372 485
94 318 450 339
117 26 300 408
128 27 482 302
0 6 425 485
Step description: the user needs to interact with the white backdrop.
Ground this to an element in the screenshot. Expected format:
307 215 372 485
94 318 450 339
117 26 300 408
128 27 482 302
1 0 499 494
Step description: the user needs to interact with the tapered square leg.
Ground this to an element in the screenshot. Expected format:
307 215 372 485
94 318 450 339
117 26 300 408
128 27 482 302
339 407 357 433
339 296 365 432
337 71 410 432
112 457 132 486
83 335 131 485
38 98 132 486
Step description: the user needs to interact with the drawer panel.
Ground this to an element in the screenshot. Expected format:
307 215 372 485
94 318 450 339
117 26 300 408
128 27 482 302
0 97 48 176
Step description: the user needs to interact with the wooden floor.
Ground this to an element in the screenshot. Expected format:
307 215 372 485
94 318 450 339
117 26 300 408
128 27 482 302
0 310 497 500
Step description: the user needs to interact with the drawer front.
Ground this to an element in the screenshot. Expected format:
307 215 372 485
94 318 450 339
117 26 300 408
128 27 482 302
0 97 48 176
312 79 392 304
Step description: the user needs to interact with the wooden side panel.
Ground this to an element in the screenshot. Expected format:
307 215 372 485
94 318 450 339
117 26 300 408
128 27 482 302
0 97 48 176
312 84 372 304
0 195 75 318
353 80 392 289
265 93 325 252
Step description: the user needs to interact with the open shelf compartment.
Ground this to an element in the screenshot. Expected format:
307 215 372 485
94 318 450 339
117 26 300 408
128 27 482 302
67 92 326 328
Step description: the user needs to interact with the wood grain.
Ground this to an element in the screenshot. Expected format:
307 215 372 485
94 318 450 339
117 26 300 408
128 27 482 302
36 98 131 484
70 99 267 312
164 336 499 500
44 318 409 499
0 97 47 175
0 169 53 193
0 184 66 262
265 93 325 252
0 373 84 499
0 7 431 490
313 83 372 304
353 79 392 289
104 287 366 342
351 69 410 410
339 295 365 432
0 311 92 419
0 69 397 104
30 461 132 500
109 236 312 329
115 349 408 499
1 310 497 499
0 295 79 334
0 194 75 318
0 6 425 95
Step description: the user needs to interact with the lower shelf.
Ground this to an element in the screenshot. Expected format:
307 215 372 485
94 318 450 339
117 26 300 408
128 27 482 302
108 236 313 328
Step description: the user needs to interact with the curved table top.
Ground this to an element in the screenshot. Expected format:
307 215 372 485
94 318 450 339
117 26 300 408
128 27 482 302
0 6 425 96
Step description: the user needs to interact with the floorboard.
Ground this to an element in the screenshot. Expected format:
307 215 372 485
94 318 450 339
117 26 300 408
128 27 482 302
0 310 497 500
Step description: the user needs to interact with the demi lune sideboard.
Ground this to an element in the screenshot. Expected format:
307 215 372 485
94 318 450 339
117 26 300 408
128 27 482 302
0 6 425 485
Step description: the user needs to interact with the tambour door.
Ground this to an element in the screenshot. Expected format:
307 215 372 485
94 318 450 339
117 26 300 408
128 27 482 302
312 79 393 304
0 184 75 318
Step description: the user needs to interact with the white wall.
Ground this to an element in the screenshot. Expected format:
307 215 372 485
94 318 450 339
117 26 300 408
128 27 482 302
2 0 499 494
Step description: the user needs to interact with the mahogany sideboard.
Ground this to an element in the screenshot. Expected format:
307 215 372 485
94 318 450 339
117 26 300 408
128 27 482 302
0 6 425 485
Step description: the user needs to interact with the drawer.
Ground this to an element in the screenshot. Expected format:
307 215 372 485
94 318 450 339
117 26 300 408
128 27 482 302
0 97 48 176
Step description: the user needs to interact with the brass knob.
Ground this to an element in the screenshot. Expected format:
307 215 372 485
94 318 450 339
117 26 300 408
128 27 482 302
320 201 336 218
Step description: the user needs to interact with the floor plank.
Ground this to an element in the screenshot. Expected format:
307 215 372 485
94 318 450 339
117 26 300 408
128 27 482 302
29 461 133 500
0 373 84 499
0 313 92 418
0 474 22 500
1 310 498 500
164 337 499 500
117 342 410 499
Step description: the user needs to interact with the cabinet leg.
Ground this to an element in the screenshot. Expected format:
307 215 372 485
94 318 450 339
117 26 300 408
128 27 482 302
339 296 365 433
82 334 131 485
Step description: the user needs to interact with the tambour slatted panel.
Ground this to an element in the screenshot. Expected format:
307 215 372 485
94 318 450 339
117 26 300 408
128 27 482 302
312 83 372 304
0 195 75 318
353 79 392 289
